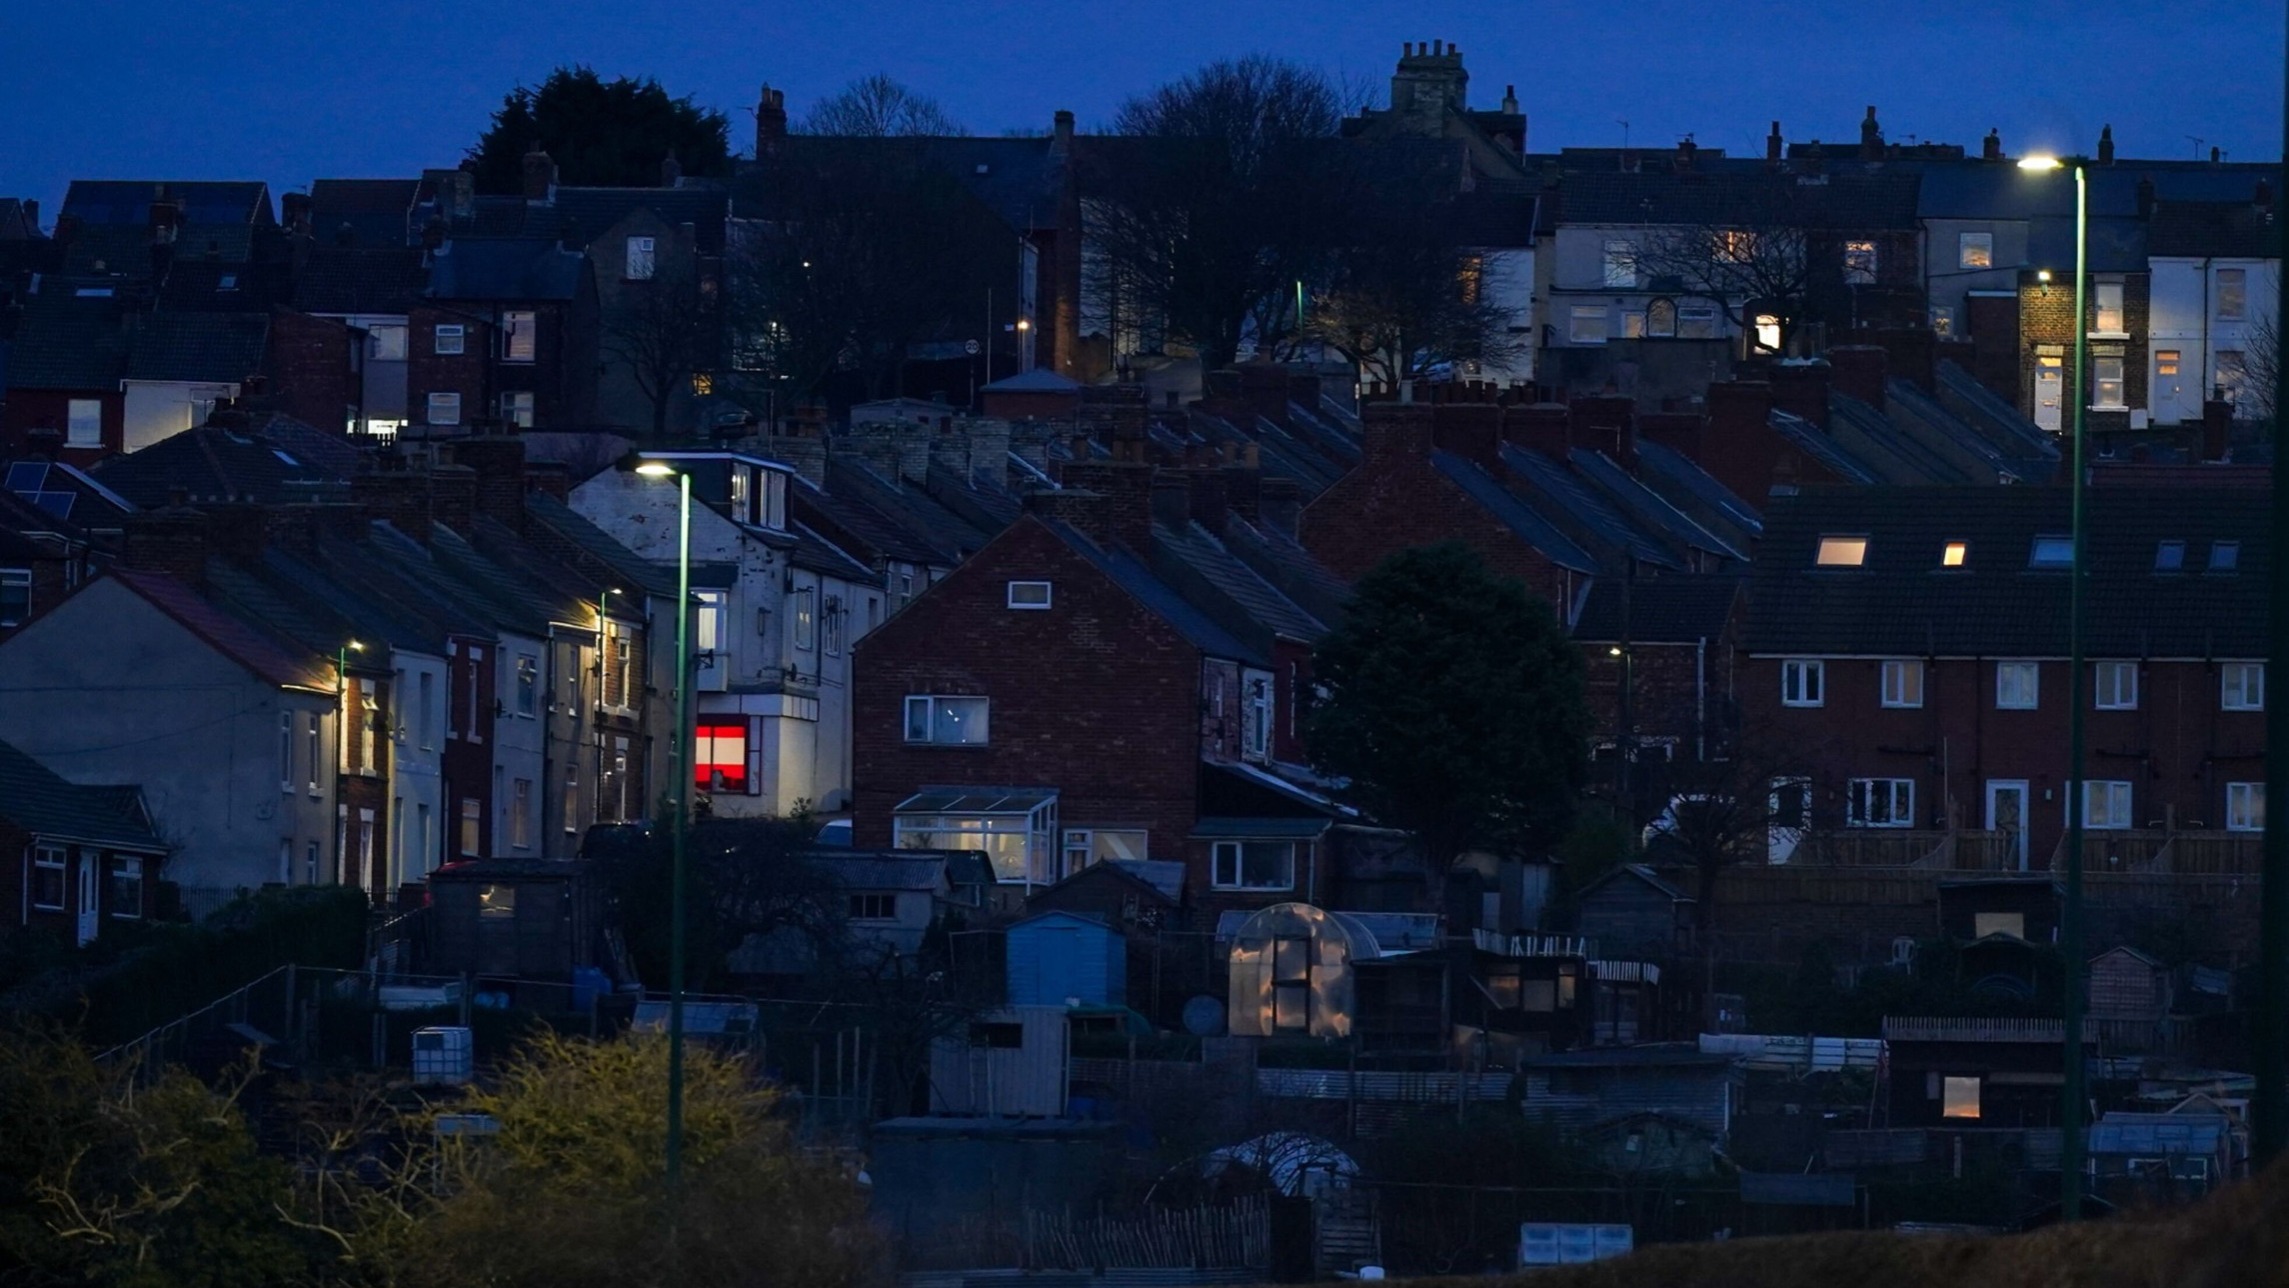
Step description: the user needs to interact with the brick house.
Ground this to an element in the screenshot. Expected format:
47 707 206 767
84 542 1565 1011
852 457 1349 916
410 239 596 437
2019 264 2149 439
1 737 168 945
1743 486 2266 872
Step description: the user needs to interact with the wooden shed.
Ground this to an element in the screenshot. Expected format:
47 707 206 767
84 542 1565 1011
428 859 596 980
2089 945 2172 1050
1006 911 1126 1008
1573 865 1696 962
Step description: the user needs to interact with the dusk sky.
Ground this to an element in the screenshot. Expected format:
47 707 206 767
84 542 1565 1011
3 1 2282 212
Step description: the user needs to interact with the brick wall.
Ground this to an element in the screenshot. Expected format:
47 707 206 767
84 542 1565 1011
407 305 492 432
1 388 123 465
852 517 1205 877
2019 270 2150 434
264 310 358 433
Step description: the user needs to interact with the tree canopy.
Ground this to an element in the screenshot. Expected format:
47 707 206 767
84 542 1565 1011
1306 542 1589 874
798 75 965 137
467 68 731 192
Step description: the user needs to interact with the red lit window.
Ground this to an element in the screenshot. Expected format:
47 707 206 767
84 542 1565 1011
694 720 749 792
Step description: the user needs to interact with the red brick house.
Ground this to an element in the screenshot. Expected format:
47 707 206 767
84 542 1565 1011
852 457 1352 916
1 738 168 944
1744 486 2266 871
408 239 596 437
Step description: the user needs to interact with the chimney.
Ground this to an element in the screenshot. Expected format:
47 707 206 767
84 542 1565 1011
1501 85 1519 114
1056 460 1155 551
1766 120 1783 165
1052 109 1075 155
1673 135 1697 172
1637 410 1703 460
751 430 827 489
122 505 214 585
2212 146 2223 165
1258 476 1301 537
1702 380 1779 500
1828 345 1889 405
661 154 682 188
1568 394 1636 467
1360 400 1434 461
1859 105 1882 161
522 144 557 203
281 192 313 237
1219 464 1260 523
2202 399 2234 463
1501 403 1571 459
1431 402 1503 469
2137 178 2157 219
2097 125 2115 167
1238 362 1292 427
1982 129 2003 162
448 436 529 532
1150 474 1191 529
756 85 788 155
1768 362 1831 429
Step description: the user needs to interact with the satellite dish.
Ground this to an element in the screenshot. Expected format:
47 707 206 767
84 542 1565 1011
1182 995 1226 1037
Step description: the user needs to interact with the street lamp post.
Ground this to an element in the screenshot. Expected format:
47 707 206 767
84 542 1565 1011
2021 153 2088 1218
635 462 692 1196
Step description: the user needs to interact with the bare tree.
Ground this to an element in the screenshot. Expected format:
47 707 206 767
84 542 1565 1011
1633 223 1813 357
1084 56 1347 370
799 74 964 138
1305 191 1527 389
2243 285 2281 422
602 257 711 439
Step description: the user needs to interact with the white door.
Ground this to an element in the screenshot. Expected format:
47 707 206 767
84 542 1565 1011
75 855 100 946
2034 356 2064 433
1768 777 1811 864
1986 780 2030 870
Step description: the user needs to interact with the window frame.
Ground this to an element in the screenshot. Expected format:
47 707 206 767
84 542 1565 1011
2091 281 2126 335
1211 839 1299 892
500 310 536 363
30 844 66 911
1941 1075 1983 1120
1844 239 1878 285
2223 662 2266 712
514 654 538 717
498 390 535 429
1600 238 1638 289
509 779 532 849
1957 232 1994 270
426 391 462 426
694 717 752 793
2079 779 2134 830
1780 658 1825 708
65 398 103 447
792 586 815 651
2029 535 2074 568
1845 777 1916 829
1814 535 1869 567
433 323 466 356
1995 661 2040 710
1567 303 1608 345
902 694 990 746
848 893 899 922
1880 659 1925 709
2217 267 2248 321
106 856 144 919
625 235 657 282
2228 781 2265 833
1006 580 1053 610
2092 354 2126 409
1940 541 1968 569
2093 661 2138 711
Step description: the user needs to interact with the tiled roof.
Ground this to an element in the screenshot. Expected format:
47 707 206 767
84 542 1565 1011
62 181 270 228
788 519 881 584
523 491 680 598
792 478 947 568
124 312 268 383
1744 486 2269 657
1219 516 1352 629
1430 450 1597 573
2149 200 2278 259
530 187 731 253
1569 449 1746 562
1151 518 1326 647
1038 516 1260 664
1766 410 1883 484
156 260 281 312
90 424 349 508
0 738 164 851
1635 440 1763 540
426 239 586 301
1498 444 1678 570
293 247 429 314
825 459 995 560
109 567 334 691
1571 574 1741 645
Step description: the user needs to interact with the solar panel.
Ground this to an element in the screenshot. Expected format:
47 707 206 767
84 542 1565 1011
4 462 47 491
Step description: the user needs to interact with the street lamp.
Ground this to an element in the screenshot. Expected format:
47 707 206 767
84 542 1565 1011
634 459 692 1197
2023 151 2090 1218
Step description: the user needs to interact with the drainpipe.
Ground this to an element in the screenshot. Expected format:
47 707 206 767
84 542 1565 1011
1695 637 1708 762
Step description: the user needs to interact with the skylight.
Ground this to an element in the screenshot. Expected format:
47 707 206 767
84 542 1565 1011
2209 540 2241 572
2029 536 2074 569
1941 541 1968 568
2155 540 2186 572
1815 536 1868 567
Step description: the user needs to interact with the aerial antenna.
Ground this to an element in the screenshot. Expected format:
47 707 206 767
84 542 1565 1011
2186 135 2207 160
1616 119 1631 149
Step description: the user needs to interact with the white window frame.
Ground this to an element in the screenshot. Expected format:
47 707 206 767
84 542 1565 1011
1880 659 1924 709
1846 778 1915 829
1958 232 1994 270
368 324 408 361
65 398 102 447
1815 535 1868 567
848 893 899 922
30 844 65 910
903 694 989 746
1675 302 1720 340
1568 304 1608 345
625 236 657 281
2217 267 2248 321
1062 827 1150 874
1996 661 2040 710
2092 281 2126 335
2223 662 2265 711
433 323 466 356
501 310 536 363
1601 238 1637 289
2093 661 2138 711
2228 782 2265 833
2079 780 2134 830
1781 659 1825 708
1211 839 1298 892
1007 580 1053 610
792 586 815 651
107 856 143 920
499 390 534 429
426 392 461 426
2092 354 2126 409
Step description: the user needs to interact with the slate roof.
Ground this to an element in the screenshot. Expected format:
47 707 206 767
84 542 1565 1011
1429 450 1597 573
6 279 128 388
788 519 881 584
529 187 731 253
1151 518 1327 650
522 491 680 598
0 737 164 851
1635 439 1763 539
824 459 995 560
156 260 281 312
108 567 334 691
1560 168 1920 229
1827 392 1972 484
792 477 949 568
1498 444 1678 570
1744 486 2269 657
982 367 1081 393
426 239 585 301
309 178 419 247
1569 449 1746 562
124 312 268 384
90 425 348 507
1572 574 1742 644
60 181 272 273
293 247 429 314
1220 516 1352 629
2149 200 2279 259
1934 361 2060 467
1766 410 1883 484
1038 517 1260 664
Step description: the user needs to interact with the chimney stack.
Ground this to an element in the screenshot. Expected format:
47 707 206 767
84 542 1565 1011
756 85 788 155
1766 120 1783 165
1982 129 2003 162
522 144 557 203
1859 105 1882 160
1052 109 1075 154
2097 125 2115 167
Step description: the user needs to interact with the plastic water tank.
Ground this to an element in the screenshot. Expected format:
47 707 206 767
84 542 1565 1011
412 1026 473 1086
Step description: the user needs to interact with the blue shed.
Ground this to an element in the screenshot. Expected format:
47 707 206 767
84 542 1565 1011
1006 911 1125 1007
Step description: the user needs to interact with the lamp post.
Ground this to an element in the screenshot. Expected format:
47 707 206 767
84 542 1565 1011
634 461 692 1196
2021 152 2087 1217
2260 12 2289 1166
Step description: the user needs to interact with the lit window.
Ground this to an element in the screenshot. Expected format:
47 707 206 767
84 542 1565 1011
2209 541 2241 572
501 310 536 362
434 324 465 355
1753 313 1782 353
368 324 408 361
903 695 989 745
427 392 462 426
1006 580 1053 609
625 236 656 281
1941 541 1968 568
1881 659 1924 709
2228 782 2266 832
1568 304 1608 345
2093 355 2125 409
694 719 750 792
459 798 482 856
1815 536 1868 567
2223 662 2265 712
1958 233 1993 270
499 390 534 429
1601 239 1637 289
1996 661 2040 710
1846 778 1915 828
2093 282 2125 334
1212 840 1297 891
2029 536 2073 568
2156 540 2186 572
1930 306 1955 338
1844 240 1878 285
478 883 516 918
2094 661 2138 711
2218 268 2248 321
1062 828 1149 876
2079 780 2133 829
1941 1076 1983 1119
690 372 714 396
1781 659 1825 707
66 399 102 447
2156 349 2181 378
1646 298 1677 337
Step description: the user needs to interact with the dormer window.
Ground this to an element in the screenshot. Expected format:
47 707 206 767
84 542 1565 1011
2029 536 2073 569
1815 536 1868 567
2155 540 2186 572
1941 541 1968 568
217 274 238 291
1007 580 1053 610
2209 540 2241 573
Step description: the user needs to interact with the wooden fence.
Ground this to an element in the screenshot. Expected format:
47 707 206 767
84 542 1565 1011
1022 1198 1270 1272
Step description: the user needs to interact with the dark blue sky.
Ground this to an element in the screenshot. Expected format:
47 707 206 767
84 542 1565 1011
3 0 2282 213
